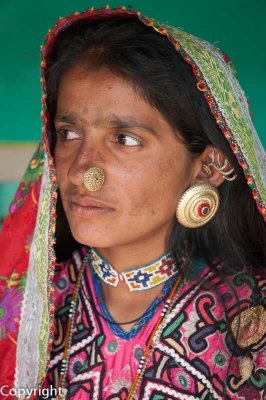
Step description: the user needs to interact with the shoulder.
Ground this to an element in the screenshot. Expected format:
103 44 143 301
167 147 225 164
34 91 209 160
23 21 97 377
157 259 266 399
178 259 266 328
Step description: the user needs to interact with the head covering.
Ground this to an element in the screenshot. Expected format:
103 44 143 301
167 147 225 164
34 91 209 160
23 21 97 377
0 5 265 392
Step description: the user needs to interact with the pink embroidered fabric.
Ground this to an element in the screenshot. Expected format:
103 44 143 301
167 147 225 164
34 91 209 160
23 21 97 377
43 249 266 399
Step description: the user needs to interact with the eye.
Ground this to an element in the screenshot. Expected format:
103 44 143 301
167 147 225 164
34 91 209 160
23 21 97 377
114 133 141 147
57 128 80 140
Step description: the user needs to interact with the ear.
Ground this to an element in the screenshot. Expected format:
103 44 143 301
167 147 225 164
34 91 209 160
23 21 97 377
192 146 232 187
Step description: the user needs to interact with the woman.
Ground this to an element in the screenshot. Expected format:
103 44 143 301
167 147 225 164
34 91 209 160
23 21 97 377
0 5 265 400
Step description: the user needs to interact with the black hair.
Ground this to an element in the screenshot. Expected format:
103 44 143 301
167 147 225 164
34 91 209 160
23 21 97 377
45 16 266 271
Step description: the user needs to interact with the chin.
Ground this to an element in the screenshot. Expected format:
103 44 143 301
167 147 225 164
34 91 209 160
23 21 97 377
70 224 115 249
65 209 117 248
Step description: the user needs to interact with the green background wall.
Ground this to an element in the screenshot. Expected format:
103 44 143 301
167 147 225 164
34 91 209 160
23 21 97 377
1 0 266 145
0 0 265 218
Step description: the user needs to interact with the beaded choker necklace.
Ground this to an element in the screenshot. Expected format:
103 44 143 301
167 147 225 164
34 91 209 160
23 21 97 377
90 247 178 291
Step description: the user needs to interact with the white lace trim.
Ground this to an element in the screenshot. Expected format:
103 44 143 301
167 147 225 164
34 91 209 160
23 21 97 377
14 153 50 389
143 381 200 400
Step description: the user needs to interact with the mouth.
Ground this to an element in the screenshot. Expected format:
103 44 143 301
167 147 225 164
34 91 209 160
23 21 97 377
69 195 115 217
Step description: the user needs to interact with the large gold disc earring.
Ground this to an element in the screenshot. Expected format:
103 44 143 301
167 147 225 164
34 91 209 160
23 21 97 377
83 167 105 191
176 183 220 228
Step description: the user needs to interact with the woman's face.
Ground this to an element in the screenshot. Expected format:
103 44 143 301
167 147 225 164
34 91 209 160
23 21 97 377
54 65 198 251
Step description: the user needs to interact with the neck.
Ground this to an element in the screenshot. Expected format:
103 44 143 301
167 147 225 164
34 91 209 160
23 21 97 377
94 230 171 273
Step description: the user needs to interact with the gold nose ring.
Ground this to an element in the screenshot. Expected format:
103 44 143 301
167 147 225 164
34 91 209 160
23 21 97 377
83 167 105 191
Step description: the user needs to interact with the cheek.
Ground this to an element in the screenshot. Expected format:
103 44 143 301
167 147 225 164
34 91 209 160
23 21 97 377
54 150 64 179
55 165 71 208
121 157 187 217
54 147 72 185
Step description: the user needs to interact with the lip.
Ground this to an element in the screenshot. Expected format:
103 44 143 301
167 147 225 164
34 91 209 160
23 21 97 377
69 195 115 217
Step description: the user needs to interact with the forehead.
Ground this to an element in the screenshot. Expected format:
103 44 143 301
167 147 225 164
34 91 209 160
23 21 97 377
55 65 175 136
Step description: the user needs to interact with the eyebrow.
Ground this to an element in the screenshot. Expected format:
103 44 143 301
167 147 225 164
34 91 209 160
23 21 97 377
55 113 76 124
54 113 157 136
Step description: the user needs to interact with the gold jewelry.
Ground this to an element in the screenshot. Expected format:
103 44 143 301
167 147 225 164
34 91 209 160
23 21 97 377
83 167 105 191
208 150 237 181
176 183 220 228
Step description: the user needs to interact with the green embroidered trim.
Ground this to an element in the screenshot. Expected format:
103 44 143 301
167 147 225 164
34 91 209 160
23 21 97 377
169 27 265 208
44 158 58 382
36 160 50 381
35 153 58 385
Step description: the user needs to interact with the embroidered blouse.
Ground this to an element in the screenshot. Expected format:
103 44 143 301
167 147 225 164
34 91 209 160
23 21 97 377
43 249 266 399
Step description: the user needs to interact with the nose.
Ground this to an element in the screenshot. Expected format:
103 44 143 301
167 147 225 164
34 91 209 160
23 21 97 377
67 142 106 188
